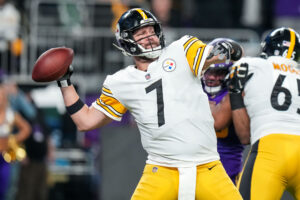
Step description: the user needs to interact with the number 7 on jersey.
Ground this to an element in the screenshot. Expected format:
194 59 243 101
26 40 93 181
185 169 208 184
145 79 165 127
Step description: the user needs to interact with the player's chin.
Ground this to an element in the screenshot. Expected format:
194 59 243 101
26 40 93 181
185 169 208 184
138 56 156 62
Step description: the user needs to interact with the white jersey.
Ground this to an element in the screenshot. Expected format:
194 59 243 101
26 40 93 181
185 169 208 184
234 56 300 144
93 35 219 167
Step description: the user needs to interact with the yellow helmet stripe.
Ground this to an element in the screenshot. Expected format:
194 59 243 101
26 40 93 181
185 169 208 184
287 28 296 59
136 8 148 20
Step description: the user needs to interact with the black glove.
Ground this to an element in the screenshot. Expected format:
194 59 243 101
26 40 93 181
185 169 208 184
228 63 249 110
228 63 249 93
57 65 73 88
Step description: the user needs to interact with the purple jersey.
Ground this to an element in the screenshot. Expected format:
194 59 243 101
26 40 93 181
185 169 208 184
209 90 244 184
216 123 244 183
207 89 228 104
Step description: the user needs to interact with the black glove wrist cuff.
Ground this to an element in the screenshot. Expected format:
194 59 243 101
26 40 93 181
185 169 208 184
229 93 245 110
66 98 84 115
57 79 72 88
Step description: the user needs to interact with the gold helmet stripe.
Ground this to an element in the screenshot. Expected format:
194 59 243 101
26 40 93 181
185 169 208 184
287 28 296 59
136 8 148 20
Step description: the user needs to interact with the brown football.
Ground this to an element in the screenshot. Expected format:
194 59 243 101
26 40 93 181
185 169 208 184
32 47 74 82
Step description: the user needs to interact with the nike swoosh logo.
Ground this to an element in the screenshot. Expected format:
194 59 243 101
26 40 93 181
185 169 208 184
208 164 217 170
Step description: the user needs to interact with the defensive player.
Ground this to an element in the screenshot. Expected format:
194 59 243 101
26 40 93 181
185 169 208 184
228 27 300 200
56 8 243 199
202 62 245 184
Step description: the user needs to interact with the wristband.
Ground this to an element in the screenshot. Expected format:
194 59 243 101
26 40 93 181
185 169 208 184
229 93 245 110
57 79 72 88
66 98 84 115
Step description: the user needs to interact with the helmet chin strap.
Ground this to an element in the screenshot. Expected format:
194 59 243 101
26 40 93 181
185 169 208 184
142 48 162 59
113 32 163 59
113 41 162 59
204 85 222 96
136 41 162 59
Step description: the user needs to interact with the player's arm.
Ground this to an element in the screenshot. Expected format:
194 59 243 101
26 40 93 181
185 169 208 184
60 85 113 131
228 63 251 145
210 94 232 131
203 38 244 72
231 106 250 144
57 68 113 132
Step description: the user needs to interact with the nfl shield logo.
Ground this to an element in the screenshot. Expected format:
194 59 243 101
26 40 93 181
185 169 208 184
162 59 176 72
145 73 151 80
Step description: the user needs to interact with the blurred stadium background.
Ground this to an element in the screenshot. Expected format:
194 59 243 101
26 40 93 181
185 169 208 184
1 0 299 199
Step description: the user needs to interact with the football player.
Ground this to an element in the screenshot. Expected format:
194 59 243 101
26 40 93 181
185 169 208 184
202 62 245 185
228 27 300 200
57 8 243 199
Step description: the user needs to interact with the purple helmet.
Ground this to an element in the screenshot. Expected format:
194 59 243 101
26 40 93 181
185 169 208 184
202 62 232 98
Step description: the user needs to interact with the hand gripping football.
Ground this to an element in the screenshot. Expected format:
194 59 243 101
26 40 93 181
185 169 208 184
32 47 74 82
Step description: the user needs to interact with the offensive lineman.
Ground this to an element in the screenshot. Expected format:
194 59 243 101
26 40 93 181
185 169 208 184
228 27 300 200
56 8 243 199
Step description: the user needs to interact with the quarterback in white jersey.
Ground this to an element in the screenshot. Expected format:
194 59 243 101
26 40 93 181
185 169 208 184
93 35 218 167
229 27 300 200
56 8 243 200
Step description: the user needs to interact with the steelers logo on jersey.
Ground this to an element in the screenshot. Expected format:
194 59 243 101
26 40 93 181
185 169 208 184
162 59 176 72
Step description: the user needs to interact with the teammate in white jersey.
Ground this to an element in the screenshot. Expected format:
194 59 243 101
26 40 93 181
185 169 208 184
56 8 243 200
228 27 300 200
